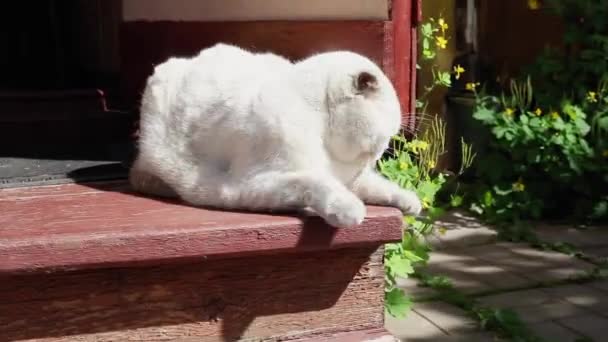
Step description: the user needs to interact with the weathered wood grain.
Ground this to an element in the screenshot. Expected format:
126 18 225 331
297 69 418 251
391 0 414 122
0 182 402 273
119 21 389 109
0 247 385 341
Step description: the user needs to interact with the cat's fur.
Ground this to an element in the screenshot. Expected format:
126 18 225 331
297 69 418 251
130 43 422 227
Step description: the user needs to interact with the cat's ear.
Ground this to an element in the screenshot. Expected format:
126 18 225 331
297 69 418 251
354 71 379 94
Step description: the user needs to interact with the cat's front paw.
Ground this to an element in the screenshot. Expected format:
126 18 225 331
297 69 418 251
322 193 366 228
395 189 422 216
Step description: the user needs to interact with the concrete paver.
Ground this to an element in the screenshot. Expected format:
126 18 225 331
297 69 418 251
387 213 608 342
527 321 583 342
477 289 554 309
469 243 595 284
535 224 608 248
413 302 479 335
542 284 608 317
589 279 608 293
511 300 588 324
395 277 437 301
385 309 448 340
558 314 608 341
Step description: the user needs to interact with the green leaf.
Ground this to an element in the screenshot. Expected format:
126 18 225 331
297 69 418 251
529 117 542 127
402 250 425 263
519 115 529 124
574 118 591 135
384 242 402 255
437 71 452 87
473 107 496 123
421 23 433 37
385 288 412 318
386 254 415 277
492 126 507 139
483 190 495 207
450 195 464 207
426 206 446 221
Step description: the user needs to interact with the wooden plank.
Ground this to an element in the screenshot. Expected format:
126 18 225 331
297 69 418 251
382 21 395 84
122 0 390 22
409 0 422 130
391 0 414 124
0 182 403 274
120 20 389 109
0 246 385 341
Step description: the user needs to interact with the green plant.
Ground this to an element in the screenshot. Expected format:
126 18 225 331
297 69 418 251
470 77 607 223
520 0 608 220
381 16 475 318
418 273 453 290
381 128 446 317
420 273 544 342
417 17 452 113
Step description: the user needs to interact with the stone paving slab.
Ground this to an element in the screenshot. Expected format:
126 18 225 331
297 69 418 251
477 289 555 309
388 213 607 342
420 243 595 296
527 321 583 342
413 302 479 335
424 254 530 294
385 308 448 340
541 284 608 318
512 300 588 324
429 211 498 251
478 285 595 324
557 314 608 341
588 279 608 293
395 277 437 301
535 224 608 248
467 243 595 283
582 246 608 264
386 301 498 341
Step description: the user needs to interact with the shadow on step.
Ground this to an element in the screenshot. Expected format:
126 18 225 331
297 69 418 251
1 238 381 341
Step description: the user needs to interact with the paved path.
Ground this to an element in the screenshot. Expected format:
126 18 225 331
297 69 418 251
385 211 608 342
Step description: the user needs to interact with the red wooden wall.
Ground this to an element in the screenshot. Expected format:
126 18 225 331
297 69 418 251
120 0 419 125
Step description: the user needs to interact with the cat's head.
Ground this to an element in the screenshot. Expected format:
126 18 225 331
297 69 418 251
322 52 402 164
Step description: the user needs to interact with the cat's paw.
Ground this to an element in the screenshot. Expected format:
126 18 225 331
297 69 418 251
395 189 422 216
323 193 366 228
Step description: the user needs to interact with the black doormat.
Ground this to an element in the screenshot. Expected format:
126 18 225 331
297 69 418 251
0 142 135 189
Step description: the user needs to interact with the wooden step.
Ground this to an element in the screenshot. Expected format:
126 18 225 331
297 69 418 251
0 182 402 341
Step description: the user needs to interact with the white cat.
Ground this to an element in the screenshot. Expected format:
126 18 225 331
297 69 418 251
130 43 422 227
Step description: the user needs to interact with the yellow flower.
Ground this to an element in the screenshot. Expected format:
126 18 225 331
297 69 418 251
587 91 598 103
399 161 408 170
534 108 543 116
436 36 448 49
603 150 608 158
438 18 449 32
422 199 431 209
505 108 515 116
416 141 429 150
409 140 429 154
551 111 560 120
427 160 436 169
465 82 480 91
512 178 525 192
528 0 541 10
438 227 448 236
453 64 465 80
